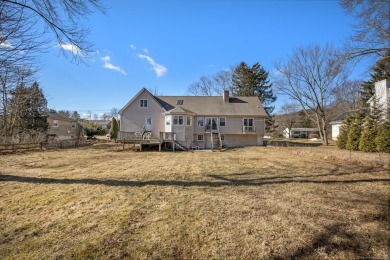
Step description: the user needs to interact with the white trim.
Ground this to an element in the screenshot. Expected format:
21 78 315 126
219 117 226 127
140 99 148 108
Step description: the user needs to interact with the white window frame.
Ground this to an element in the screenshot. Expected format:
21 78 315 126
219 117 226 127
197 117 204 127
140 99 148 108
243 118 254 127
197 134 204 141
186 116 192 126
220 135 225 141
165 116 171 126
173 115 184 125
53 120 59 127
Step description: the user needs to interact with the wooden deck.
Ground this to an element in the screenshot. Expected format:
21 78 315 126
117 131 185 151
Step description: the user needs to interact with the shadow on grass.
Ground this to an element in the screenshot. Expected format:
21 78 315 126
271 223 377 259
0 173 389 187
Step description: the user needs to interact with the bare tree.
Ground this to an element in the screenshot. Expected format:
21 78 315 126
340 0 390 60
0 64 35 143
278 103 300 138
332 79 363 111
110 107 119 119
1 0 105 64
274 44 350 145
188 68 233 96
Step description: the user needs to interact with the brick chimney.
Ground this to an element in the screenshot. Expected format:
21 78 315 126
223 90 229 103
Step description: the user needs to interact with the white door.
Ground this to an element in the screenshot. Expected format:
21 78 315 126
145 117 152 131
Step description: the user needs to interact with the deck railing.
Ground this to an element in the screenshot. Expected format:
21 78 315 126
243 126 256 134
118 131 176 141
160 132 176 141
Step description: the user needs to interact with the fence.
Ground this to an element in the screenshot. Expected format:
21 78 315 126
264 140 322 147
0 139 96 152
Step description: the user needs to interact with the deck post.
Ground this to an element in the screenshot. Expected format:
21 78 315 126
140 142 142 151
159 142 161 152
173 142 175 152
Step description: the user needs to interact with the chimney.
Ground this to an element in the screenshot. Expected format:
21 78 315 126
223 90 229 103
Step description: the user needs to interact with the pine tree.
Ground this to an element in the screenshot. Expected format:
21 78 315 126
110 117 119 140
346 111 364 151
9 82 48 142
231 62 276 115
360 51 390 105
375 121 390 153
336 114 353 149
359 116 377 152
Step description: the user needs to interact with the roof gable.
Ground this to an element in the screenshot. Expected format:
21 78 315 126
119 88 165 114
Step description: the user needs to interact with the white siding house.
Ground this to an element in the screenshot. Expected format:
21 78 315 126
119 88 267 149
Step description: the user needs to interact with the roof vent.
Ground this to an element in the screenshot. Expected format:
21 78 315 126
176 100 183 105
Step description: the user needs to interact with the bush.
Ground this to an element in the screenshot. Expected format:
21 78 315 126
346 112 364 151
337 114 353 149
309 133 319 139
375 121 390 153
359 116 377 152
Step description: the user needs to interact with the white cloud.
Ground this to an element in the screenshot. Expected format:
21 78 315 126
142 48 149 53
138 54 167 77
60 43 83 57
101 56 127 75
130 44 137 50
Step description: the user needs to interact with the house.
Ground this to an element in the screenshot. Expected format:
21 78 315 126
283 128 318 139
88 120 111 134
367 79 389 119
47 113 80 140
118 88 267 149
330 79 389 140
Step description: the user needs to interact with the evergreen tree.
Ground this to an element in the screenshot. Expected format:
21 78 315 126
110 117 119 139
360 51 390 105
359 116 377 152
336 114 353 149
9 82 48 142
231 62 276 115
375 121 390 153
346 111 364 151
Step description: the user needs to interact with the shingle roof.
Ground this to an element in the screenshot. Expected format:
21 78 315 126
155 96 267 117
330 108 369 123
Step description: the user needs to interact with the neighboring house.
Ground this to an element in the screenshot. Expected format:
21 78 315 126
118 88 267 149
89 120 111 134
283 128 318 139
47 113 80 140
330 79 389 140
330 108 369 140
367 79 389 119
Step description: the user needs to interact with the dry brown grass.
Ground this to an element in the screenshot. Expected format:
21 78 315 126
0 144 389 259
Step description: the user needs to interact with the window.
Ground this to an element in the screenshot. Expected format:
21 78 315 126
243 118 254 126
71 122 77 128
165 116 171 126
220 135 225 141
186 116 192 126
219 118 226 127
146 117 152 125
197 135 204 141
173 115 184 125
176 100 183 105
140 99 148 108
53 120 59 127
197 117 204 127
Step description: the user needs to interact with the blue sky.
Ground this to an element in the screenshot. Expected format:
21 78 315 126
39 0 368 118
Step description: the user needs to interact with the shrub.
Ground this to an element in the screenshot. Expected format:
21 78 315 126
309 133 319 139
337 114 353 149
375 121 390 153
110 117 119 140
359 116 377 152
346 112 364 151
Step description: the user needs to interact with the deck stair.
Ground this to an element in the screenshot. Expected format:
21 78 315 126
174 141 187 151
